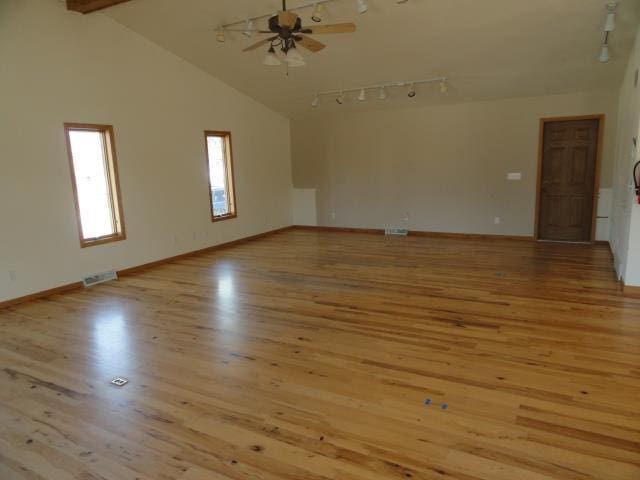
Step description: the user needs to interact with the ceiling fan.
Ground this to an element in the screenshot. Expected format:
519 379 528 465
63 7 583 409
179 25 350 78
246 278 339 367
242 0 356 66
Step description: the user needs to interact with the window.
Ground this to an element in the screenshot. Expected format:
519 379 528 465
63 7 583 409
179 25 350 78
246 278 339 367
64 123 126 247
205 131 237 222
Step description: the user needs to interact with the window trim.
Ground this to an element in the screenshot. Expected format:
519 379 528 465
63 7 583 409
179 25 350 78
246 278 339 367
204 130 237 223
64 123 127 248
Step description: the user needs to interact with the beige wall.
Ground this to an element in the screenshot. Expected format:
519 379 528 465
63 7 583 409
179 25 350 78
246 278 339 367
0 1 292 302
292 91 619 236
610 25 640 285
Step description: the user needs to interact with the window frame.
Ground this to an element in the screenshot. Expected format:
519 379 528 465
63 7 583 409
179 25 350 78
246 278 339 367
64 123 126 248
204 130 237 223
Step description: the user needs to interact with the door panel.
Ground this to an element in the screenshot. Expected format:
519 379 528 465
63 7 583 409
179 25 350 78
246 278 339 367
538 119 599 242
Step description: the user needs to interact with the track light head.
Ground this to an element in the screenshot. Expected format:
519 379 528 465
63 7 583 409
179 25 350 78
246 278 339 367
216 27 226 43
379 87 387 100
604 11 616 32
599 44 610 63
311 2 323 22
440 80 449 94
407 83 416 98
336 91 345 104
357 0 368 14
358 88 366 101
312 93 320 107
243 19 254 37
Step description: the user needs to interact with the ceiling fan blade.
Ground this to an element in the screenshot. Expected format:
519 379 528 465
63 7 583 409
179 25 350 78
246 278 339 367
242 36 278 52
297 35 326 53
301 23 356 34
279 11 298 28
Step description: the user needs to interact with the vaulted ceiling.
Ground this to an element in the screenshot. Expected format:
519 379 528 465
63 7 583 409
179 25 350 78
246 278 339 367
103 0 640 118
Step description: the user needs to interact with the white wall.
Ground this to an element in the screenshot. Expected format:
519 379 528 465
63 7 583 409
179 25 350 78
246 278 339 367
292 91 618 236
610 26 640 286
0 0 292 302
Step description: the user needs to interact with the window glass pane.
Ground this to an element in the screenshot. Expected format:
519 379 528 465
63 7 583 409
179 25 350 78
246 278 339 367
207 136 230 216
69 130 115 239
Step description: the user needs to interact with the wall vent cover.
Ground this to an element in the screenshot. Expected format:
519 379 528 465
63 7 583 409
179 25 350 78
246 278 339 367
385 228 409 236
83 270 118 287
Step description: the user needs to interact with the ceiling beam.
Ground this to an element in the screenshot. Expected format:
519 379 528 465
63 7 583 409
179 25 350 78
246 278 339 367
66 0 133 14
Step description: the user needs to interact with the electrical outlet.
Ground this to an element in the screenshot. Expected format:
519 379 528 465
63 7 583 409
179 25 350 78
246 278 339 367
403 212 410 222
494 217 501 225
331 212 336 220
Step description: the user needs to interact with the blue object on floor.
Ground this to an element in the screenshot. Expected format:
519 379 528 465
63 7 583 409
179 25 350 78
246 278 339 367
441 403 448 410
424 399 431 406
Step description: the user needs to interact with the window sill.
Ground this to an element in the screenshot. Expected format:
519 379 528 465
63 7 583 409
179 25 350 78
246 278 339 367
80 233 126 248
211 213 237 223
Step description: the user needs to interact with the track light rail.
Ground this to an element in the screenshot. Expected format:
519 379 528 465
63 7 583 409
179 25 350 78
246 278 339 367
317 76 447 96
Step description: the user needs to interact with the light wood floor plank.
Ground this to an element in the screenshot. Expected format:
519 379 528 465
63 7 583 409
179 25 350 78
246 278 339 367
1 230 639 479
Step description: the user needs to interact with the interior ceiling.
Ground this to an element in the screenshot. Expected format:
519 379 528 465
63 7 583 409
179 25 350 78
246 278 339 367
105 0 640 118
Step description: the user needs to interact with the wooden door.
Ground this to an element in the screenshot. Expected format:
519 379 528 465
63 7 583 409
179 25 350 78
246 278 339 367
537 118 600 242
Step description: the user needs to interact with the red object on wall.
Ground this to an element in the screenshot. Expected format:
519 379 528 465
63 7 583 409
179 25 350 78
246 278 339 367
634 161 640 204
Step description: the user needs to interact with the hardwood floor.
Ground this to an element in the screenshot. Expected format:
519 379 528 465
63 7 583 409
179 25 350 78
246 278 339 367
1 229 639 480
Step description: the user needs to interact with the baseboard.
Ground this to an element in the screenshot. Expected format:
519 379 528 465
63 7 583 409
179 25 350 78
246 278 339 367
118 226 293 276
0 226 293 310
0 281 85 310
622 282 640 299
292 225 533 242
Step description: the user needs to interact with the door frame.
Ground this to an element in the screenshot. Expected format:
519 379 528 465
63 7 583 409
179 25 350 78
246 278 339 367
533 114 605 243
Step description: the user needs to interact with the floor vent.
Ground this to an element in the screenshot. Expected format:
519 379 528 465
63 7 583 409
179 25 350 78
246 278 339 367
83 270 118 287
385 228 409 236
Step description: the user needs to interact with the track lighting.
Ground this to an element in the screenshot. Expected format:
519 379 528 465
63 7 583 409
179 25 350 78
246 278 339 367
604 3 617 32
310 76 448 109
263 46 282 66
356 0 368 14
243 19 254 37
216 27 226 43
285 45 306 67
599 44 610 63
311 2 323 22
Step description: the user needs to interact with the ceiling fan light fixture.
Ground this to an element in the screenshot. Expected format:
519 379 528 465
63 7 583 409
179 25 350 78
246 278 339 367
440 80 449 93
379 86 387 100
286 46 306 67
356 0 369 14
599 44 610 63
263 46 282 66
311 2 323 22
358 88 366 101
407 83 416 98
